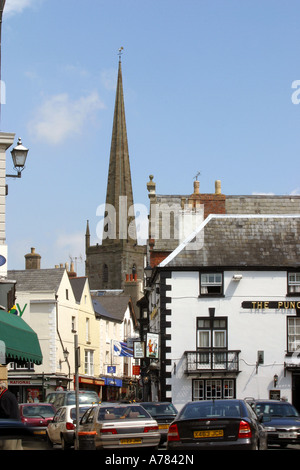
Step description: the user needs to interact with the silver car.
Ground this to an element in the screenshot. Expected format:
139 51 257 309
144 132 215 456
46 405 92 450
78 403 160 450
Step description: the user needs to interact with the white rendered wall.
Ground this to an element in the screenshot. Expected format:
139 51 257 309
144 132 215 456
162 270 295 410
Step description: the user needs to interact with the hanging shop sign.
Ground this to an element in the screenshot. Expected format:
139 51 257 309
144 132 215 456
242 301 300 310
132 365 140 376
146 333 159 359
133 341 145 359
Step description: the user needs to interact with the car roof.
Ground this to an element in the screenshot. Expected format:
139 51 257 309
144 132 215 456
140 402 174 405
252 399 289 403
184 399 244 405
19 403 54 406
57 404 93 409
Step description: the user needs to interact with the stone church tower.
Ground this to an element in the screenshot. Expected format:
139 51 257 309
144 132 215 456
85 55 145 290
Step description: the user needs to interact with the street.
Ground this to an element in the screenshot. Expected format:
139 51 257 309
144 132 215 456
21 439 300 451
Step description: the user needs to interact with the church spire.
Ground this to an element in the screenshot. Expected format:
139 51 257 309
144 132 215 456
103 49 136 244
85 51 146 291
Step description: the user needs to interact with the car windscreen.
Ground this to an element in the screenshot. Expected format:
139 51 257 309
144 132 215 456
97 405 151 421
180 402 242 419
22 405 55 418
66 392 99 405
141 403 177 417
255 402 299 417
70 406 92 420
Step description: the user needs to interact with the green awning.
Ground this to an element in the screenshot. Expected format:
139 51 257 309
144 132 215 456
0 310 43 365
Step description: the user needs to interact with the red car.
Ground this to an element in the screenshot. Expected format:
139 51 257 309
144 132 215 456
19 403 56 438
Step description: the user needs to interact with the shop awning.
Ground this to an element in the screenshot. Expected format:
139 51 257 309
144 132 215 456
0 310 43 365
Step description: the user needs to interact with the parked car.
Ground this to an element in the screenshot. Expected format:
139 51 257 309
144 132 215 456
167 399 267 450
19 403 56 438
45 390 100 409
250 399 300 448
78 403 160 450
139 402 178 444
46 405 92 450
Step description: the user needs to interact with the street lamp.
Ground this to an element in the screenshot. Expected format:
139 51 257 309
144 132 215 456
6 138 29 178
144 264 152 288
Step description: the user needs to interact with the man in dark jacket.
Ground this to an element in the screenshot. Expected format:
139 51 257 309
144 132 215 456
0 381 22 449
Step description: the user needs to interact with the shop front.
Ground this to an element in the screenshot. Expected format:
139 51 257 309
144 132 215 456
7 374 69 403
101 377 122 401
77 375 105 400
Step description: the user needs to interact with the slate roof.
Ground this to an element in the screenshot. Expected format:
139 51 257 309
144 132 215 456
160 215 300 268
8 269 65 292
92 294 136 325
70 277 88 303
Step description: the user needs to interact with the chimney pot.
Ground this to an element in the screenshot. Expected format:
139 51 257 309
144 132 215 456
215 180 221 194
193 180 200 194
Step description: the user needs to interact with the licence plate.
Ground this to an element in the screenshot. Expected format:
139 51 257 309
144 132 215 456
194 430 224 438
120 438 142 445
278 432 297 439
158 424 169 430
33 430 46 435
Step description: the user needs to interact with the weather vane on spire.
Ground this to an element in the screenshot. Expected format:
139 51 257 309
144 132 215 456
194 171 201 181
118 47 124 61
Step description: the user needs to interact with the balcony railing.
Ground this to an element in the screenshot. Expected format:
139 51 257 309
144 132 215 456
185 349 240 374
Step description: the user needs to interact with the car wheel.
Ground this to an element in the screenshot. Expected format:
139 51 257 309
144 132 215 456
61 435 72 450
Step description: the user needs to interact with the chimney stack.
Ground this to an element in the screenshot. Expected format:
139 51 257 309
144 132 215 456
25 247 41 270
68 261 77 279
123 273 143 319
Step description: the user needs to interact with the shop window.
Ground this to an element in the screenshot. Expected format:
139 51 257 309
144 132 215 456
193 379 235 400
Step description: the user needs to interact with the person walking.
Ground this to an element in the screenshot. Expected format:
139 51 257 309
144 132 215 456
0 381 23 450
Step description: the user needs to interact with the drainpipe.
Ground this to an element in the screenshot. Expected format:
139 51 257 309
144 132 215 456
55 294 70 388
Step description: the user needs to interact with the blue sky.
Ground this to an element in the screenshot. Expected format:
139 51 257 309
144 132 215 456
2 0 300 275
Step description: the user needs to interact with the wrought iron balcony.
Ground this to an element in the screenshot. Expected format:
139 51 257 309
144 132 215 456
185 349 240 375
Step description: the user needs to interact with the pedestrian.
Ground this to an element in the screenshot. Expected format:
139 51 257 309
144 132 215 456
0 381 23 450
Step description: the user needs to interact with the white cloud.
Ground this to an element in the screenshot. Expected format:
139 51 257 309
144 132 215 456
4 0 41 16
101 68 117 91
290 188 300 195
252 192 275 196
28 92 105 144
